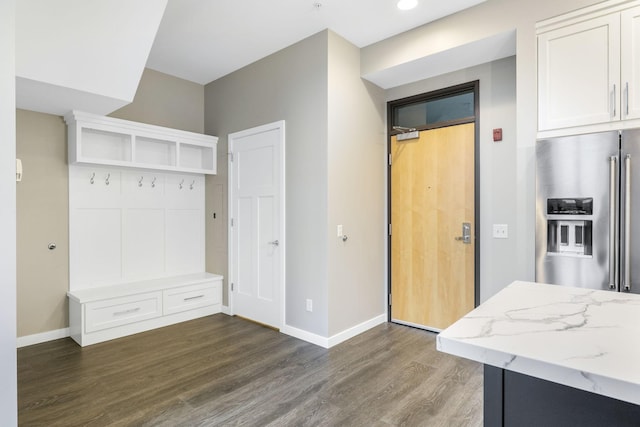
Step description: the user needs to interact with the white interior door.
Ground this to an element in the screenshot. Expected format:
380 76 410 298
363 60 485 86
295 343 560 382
229 121 285 329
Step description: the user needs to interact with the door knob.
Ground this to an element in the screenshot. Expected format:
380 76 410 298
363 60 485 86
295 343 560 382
268 240 279 246
455 223 471 244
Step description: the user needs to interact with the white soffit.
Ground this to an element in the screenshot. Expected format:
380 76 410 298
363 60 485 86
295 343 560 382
363 29 517 89
16 0 168 116
147 0 486 85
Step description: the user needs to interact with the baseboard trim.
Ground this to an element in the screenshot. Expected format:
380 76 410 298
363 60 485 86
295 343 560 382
327 314 387 348
281 325 329 348
16 314 387 349
282 313 387 349
17 328 70 348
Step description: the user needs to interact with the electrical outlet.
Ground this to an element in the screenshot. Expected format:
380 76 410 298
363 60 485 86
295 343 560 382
306 299 313 312
493 224 508 239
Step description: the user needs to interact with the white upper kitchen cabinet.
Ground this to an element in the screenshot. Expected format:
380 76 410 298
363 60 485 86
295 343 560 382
622 6 640 121
537 1 640 135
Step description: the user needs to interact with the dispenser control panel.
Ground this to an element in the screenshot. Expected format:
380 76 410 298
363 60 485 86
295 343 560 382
546 198 593 257
547 198 593 215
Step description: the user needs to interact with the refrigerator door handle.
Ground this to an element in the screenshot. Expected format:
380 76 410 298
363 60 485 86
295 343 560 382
610 155 619 290
624 154 631 292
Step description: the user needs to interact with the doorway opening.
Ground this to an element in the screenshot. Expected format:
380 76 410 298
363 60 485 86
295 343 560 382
388 81 480 331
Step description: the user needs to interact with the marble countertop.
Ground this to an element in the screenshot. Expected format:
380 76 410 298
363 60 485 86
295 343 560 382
437 281 640 405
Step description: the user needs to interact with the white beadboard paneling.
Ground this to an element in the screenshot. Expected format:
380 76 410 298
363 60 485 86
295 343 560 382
74 208 122 287
166 209 204 275
122 208 165 280
165 173 203 208
69 165 121 207
69 165 205 290
122 169 165 206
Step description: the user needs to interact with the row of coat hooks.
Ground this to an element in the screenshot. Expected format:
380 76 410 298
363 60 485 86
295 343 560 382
88 172 196 190
89 172 110 186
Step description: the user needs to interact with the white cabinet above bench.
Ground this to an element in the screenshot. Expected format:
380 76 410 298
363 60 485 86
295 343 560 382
64 111 218 174
68 273 222 346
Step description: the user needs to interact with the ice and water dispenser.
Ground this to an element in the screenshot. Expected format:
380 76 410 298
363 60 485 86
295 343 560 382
546 198 593 257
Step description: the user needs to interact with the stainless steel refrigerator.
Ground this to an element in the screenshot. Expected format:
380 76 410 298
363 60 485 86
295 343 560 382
536 130 640 293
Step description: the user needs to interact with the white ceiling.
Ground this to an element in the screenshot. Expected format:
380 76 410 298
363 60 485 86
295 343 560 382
146 0 487 85
16 0 167 116
15 0 496 116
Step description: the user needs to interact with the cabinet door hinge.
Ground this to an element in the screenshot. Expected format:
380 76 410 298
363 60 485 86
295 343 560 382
231 218 234 227
388 224 392 236
229 152 234 162
231 282 234 291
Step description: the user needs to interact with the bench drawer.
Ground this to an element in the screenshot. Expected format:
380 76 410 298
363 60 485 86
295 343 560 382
85 292 162 333
163 281 220 315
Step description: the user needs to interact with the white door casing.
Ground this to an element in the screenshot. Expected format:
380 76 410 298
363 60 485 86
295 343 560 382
228 121 285 328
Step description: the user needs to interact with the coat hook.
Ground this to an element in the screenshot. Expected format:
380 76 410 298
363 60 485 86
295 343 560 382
105 173 110 186
90 172 95 184
151 177 156 188
179 179 184 189
190 180 195 190
138 176 144 187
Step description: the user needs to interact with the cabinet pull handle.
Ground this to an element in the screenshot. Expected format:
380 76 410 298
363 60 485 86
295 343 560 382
184 294 205 301
613 84 617 118
626 82 630 117
113 307 141 316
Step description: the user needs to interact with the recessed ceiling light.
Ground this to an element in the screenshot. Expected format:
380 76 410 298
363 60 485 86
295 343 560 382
397 0 418 10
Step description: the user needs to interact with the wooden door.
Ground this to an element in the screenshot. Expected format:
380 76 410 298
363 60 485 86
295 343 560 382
390 123 475 331
229 121 285 329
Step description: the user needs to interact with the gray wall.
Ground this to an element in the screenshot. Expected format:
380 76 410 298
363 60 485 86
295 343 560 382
1 0 17 421
368 0 601 298
326 32 386 335
205 31 330 336
16 110 68 337
387 57 517 302
110 68 204 133
16 69 205 338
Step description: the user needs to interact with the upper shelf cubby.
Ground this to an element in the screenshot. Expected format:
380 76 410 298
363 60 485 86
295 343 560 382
65 111 218 175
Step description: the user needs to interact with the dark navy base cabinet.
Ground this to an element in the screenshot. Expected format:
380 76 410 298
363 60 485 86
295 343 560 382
484 365 640 427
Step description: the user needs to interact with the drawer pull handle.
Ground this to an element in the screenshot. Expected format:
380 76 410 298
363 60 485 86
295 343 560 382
113 307 141 316
184 294 205 302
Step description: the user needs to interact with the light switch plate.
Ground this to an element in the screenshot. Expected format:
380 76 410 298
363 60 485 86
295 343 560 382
493 224 508 239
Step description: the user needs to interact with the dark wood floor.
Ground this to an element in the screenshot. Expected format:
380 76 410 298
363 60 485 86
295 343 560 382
18 315 482 426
